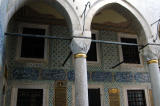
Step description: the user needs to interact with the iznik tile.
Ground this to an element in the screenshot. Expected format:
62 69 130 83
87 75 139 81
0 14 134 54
12 68 39 80
114 72 133 82
67 71 90 81
92 72 112 81
134 72 150 82
42 69 66 80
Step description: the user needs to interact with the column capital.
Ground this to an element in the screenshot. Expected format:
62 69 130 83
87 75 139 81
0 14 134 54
143 44 160 61
70 38 91 55
70 31 91 55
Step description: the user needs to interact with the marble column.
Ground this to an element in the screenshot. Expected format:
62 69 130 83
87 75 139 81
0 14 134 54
0 27 5 106
147 59 160 106
143 46 160 106
71 36 91 106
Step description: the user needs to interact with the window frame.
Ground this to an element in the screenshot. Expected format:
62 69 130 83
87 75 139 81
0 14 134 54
10 82 49 106
87 30 100 65
16 23 49 62
118 33 143 67
72 84 104 106
123 85 150 106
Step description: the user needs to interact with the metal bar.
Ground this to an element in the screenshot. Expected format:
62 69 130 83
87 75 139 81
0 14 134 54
5 32 73 40
92 39 142 46
62 51 72 66
139 43 149 50
73 36 91 39
110 60 124 69
148 43 160 46
151 19 160 26
6 32 160 68
4 32 147 47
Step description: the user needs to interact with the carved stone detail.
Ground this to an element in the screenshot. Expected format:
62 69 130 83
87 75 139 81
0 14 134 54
70 38 91 54
143 44 160 61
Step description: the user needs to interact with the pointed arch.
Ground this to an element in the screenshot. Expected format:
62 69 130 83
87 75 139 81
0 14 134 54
85 0 151 44
4 0 81 34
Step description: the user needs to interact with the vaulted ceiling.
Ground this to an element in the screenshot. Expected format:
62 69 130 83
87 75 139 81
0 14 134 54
27 2 128 24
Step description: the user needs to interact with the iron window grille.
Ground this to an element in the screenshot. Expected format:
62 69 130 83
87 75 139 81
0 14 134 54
127 90 146 106
121 37 140 64
17 89 43 106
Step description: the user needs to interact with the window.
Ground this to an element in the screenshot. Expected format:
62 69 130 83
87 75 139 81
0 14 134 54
88 89 101 106
121 38 140 64
17 89 43 106
87 31 99 64
72 84 104 106
17 23 48 61
11 83 48 106
118 33 141 65
127 90 146 106
123 86 150 106
21 28 45 58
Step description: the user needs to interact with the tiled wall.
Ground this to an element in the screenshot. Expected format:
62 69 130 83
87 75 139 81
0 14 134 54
5 25 151 106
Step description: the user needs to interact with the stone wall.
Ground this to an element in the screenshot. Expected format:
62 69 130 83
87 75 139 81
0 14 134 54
0 0 159 106
5 25 151 106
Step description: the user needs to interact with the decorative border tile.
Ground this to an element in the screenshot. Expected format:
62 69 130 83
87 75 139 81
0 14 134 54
12 68 39 80
134 72 150 82
114 72 133 82
42 69 66 80
67 71 90 81
92 72 112 82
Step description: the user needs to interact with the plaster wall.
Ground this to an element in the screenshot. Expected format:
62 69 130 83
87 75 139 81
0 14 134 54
60 0 160 36
0 0 159 33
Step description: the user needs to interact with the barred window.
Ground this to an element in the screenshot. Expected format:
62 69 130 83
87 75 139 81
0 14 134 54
17 89 43 106
127 90 146 106
121 38 140 64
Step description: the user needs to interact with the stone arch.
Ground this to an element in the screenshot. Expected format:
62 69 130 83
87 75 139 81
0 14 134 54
4 0 81 34
85 0 152 44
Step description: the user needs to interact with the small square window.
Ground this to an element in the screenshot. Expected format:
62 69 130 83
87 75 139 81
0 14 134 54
121 37 140 64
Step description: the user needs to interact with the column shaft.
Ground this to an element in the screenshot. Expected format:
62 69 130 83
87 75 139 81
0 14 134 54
148 60 160 106
74 54 88 106
0 25 5 106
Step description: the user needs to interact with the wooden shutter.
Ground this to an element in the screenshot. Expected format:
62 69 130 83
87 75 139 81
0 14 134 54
108 88 120 106
55 81 67 106
149 89 154 106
